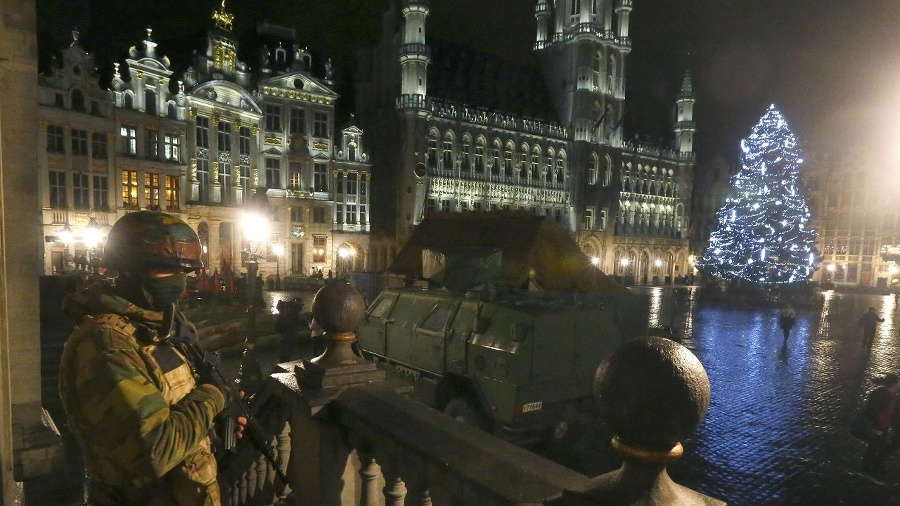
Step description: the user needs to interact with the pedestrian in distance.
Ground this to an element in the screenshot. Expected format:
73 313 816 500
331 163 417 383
779 303 796 344
58 211 246 505
856 373 900 485
859 307 885 348
275 298 310 362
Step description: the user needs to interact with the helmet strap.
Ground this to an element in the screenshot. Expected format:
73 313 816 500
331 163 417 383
114 271 155 309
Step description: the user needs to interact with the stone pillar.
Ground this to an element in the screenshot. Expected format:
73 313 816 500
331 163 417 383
549 337 724 505
0 1 63 504
289 281 389 504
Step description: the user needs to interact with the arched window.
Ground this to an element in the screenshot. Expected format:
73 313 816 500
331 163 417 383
441 133 453 170
167 103 177 119
607 55 617 93
546 149 555 183
475 138 485 173
589 154 599 185
556 156 565 184
427 132 438 169
461 136 471 172
492 139 501 175
145 89 157 115
519 144 529 178
603 155 613 186
124 92 133 110
348 142 357 162
531 146 541 180
504 142 514 176
593 51 603 91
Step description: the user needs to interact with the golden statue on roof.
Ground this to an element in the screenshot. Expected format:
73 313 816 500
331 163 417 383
212 0 234 31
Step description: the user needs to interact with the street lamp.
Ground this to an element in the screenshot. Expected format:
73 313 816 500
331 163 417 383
243 187 272 333
337 245 356 275
59 221 74 274
272 242 284 290
84 217 101 279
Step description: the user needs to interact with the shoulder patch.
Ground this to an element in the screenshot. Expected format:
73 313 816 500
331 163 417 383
153 345 187 374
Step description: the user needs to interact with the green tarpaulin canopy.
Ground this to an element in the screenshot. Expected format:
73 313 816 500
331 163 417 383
388 211 631 295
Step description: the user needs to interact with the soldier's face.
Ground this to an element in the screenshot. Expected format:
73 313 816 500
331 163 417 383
143 269 187 308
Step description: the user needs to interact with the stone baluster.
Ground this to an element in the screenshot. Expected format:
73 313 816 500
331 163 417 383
400 456 432 506
357 448 382 506
274 423 292 502
550 337 725 505
383 476 407 506
254 450 268 499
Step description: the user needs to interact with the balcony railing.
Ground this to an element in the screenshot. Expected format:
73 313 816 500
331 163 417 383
217 283 722 506
219 370 589 505
399 43 431 60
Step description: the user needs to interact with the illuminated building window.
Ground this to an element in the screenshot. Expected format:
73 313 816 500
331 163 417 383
122 169 139 209
144 172 160 209
120 125 137 155
165 175 179 212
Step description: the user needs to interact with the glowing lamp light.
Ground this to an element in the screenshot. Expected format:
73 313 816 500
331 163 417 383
338 246 355 259
654 259 662 267
272 243 285 258
620 258 630 267
84 218 102 249
889 265 899 275
590 256 600 266
242 211 271 243
59 223 74 245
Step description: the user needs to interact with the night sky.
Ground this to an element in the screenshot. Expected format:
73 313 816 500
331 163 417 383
36 0 900 162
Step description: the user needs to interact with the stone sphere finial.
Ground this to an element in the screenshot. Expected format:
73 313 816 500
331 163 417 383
594 337 710 455
311 280 366 335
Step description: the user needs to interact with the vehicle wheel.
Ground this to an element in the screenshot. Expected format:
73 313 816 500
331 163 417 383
443 396 491 431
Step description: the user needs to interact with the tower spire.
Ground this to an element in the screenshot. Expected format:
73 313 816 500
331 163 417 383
674 70 696 153
398 0 430 105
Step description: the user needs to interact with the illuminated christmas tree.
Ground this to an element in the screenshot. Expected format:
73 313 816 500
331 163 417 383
697 105 818 284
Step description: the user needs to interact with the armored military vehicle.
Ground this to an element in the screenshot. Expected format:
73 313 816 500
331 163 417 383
357 286 648 441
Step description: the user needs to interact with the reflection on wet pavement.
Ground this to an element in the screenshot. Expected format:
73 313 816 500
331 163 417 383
632 287 900 505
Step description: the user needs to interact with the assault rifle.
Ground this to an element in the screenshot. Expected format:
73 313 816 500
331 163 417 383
162 304 289 486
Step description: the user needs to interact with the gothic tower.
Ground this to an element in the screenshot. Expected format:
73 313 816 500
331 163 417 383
674 71 696 153
534 0 632 147
396 0 431 238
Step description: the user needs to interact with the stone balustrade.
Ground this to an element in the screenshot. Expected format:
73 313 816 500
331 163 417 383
219 281 725 505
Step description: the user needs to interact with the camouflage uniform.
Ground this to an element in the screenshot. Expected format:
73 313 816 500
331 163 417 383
60 281 225 505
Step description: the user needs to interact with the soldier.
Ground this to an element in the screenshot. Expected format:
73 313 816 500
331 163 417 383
59 211 243 505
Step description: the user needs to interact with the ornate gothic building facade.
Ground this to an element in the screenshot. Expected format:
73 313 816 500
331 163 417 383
38 4 371 279
357 0 696 283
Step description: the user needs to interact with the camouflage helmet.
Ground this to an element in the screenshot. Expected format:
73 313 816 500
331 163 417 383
103 211 203 273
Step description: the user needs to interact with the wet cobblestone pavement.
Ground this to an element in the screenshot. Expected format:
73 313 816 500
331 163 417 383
262 288 900 505
637 288 900 505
